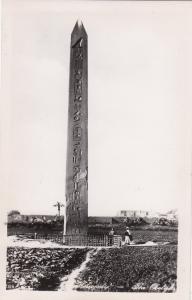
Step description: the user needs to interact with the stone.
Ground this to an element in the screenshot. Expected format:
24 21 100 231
65 21 88 236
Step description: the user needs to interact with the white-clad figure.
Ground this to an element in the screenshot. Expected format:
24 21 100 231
124 226 131 245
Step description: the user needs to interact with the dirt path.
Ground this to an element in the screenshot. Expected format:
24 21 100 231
58 248 99 291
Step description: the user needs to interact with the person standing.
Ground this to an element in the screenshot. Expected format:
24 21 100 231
124 226 131 245
109 228 115 246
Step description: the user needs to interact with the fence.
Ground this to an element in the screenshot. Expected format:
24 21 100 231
113 235 122 247
14 233 64 243
63 234 122 247
12 232 122 247
63 234 108 246
35 233 63 243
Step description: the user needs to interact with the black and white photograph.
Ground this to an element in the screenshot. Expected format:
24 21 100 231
1 0 192 297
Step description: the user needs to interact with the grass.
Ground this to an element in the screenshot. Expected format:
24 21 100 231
6 247 89 290
131 230 177 244
6 226 178 292
7 223 63 236
7 239 177 292
76 245 177 292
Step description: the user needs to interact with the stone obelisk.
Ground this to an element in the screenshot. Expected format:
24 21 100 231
65 21 88 236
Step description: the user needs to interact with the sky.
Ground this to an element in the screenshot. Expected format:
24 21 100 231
1 0 192 216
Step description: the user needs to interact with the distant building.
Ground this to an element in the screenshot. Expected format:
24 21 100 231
117 210 153 218
117 210 177 220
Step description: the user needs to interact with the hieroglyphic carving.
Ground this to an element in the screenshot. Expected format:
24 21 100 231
65 22 88 237
73 126 81 140
73 111 81 122
74 103 81 122
72 38 84 206
73 142 81 164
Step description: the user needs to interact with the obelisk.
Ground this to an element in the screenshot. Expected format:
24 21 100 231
65 21 88 236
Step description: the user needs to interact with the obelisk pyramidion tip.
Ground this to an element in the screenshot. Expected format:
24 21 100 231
71 20 87 42
77 19 83 27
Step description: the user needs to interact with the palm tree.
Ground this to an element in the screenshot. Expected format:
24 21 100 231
53 201 64 217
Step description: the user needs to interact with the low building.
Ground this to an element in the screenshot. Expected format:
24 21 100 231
117 210 177 221
117 210 151 218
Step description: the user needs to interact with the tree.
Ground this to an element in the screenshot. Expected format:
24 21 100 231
53 202 64 217
8 210 20 216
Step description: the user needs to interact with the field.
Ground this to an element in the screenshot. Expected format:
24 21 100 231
76 245 177 292
130 229 177 244
7 242 177 292
6 225 178 292
7 223 63 236
7 247 88 290
7 219 178 237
